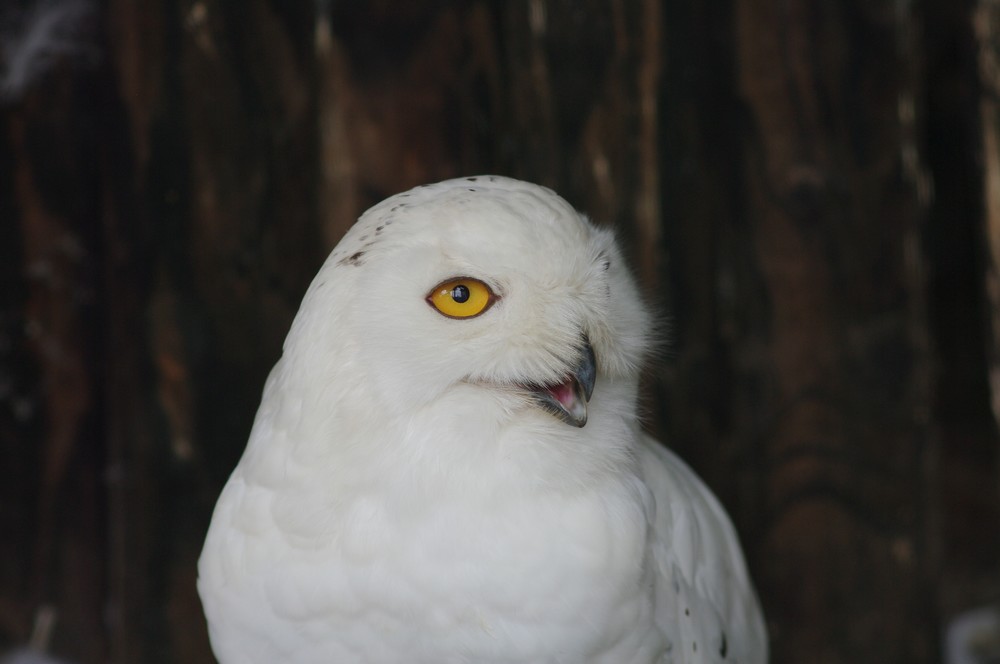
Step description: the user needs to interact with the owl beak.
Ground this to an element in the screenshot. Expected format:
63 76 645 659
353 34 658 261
531 338 597 428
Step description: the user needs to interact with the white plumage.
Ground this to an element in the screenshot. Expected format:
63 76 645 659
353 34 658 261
198 176 768 663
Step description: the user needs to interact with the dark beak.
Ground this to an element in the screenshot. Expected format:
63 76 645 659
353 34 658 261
530 337 597 428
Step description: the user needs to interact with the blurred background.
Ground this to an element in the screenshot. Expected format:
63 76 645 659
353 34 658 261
1 0 999 662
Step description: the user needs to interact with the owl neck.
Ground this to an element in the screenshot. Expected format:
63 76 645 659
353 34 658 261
266 374 640 500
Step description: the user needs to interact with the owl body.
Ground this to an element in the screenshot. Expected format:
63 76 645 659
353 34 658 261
198 177 767 663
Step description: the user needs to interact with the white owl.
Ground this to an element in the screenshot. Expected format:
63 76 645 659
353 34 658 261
198 176 768 663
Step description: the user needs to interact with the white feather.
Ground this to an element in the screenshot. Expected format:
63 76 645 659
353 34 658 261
199 176 768 663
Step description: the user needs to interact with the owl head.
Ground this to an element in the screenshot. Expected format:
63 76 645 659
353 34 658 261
280 176 653 439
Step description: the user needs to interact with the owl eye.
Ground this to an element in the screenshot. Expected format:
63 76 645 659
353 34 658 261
427 278 496 319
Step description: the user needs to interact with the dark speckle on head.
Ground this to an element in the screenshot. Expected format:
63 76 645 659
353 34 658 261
602 256 611 271
720 632 728 658
466 176 478 182
359 235 367 241
693 641 697 653
468 188 476 192
339 251 365 267
684 608 689 616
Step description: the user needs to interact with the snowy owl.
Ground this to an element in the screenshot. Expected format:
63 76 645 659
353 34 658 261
198 176 768 663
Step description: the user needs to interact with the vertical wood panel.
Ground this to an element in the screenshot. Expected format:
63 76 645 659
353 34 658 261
734 0 935 659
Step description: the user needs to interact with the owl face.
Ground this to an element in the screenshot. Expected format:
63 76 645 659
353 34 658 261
293 177 651 429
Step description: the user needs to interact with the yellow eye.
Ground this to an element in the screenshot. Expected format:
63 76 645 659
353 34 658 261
427 278 496 319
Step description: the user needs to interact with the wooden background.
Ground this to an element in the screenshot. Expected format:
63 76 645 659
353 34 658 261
2 0 999 662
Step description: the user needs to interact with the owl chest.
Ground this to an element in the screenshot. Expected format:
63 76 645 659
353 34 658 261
338 490 639 592
266 486 656 660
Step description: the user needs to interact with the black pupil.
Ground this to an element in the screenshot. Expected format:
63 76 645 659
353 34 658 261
451 284 471 303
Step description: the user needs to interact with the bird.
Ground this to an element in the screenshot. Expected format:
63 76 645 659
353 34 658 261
198 176 768 664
